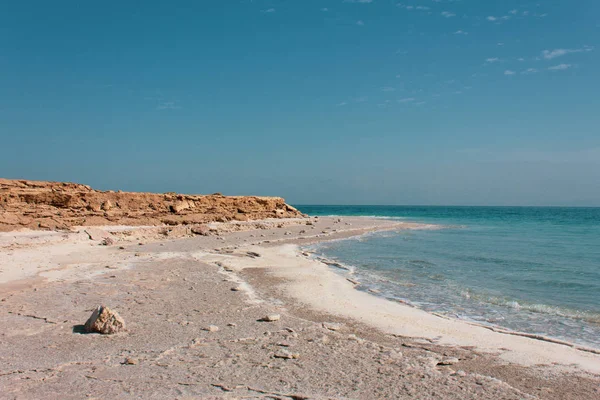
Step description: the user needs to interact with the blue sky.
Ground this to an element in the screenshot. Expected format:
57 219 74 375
1 0 599 206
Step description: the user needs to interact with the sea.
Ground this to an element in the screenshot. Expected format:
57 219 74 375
294 206 600 349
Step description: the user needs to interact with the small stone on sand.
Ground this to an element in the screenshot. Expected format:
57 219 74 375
322 322 343 331
84 305 126 334
263 314 281 322
204 325 219 332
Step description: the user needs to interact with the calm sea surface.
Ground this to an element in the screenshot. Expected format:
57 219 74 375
294 206 600 348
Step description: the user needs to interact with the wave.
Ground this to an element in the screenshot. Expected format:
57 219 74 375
462 291 600 325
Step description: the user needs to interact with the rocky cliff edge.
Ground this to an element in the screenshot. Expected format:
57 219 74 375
0 178 304 231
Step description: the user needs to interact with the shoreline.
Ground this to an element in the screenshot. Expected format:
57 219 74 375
1 216 599 398
196 241 600 375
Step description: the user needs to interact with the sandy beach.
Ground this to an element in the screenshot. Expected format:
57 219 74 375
1 216 599 399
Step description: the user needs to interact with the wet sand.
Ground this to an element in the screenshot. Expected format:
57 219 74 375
1 217 599 399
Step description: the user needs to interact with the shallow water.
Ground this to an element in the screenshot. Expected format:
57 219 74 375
295 206 600 348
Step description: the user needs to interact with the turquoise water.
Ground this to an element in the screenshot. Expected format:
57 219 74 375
294 206 600 348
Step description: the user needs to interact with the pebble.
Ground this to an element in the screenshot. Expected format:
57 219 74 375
438 357 460 366
123 357 138 365
274 350 300 359
231 286 242 292
322 322 343 331
204 325 219 332
263 314 281 322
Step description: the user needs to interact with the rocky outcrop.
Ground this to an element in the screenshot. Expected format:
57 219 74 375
0 178 303 231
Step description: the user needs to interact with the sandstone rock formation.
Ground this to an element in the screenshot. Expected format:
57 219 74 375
0 178 303 231
84 305 126 334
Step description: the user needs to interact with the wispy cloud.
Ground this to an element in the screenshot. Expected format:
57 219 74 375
454 30 468 35
336 101 348 107
157 101 181 110
356 20 365 26
398 97 415 103
262 8 275 13
485 57 500 63
441 11 456 18
381 87 396 92
344 0 373 3
548 63 573 71
521 68 538 74
542 46 593 60
487 16 497 21
504 70 516 76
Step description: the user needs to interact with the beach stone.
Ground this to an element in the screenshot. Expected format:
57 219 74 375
438 357 460 366
191 225 210 236
84 305 126 334
100 237 115 246
263 314 281 322
274 349 300 359
322 322 343 331
231 286 242 292
204 325 219 332
123 357 138 365
85 228 111 241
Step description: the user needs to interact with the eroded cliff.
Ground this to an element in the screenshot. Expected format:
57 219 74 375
0 178 303 231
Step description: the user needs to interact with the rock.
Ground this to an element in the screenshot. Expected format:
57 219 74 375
246 251 261 258
452 370 467 377
262 314 281 322
231 286 243 292
123 357 138 365
191 225 210 236
85 228 111 241
170 200 191 214
204 325 219 332
84 305 126 334
347 334 365 344
299 230 306 234
305 221 313 226
438 357 460 366
227 323 237 327
274 349 300 359
100 237 115 246
101 200 113 211
322 322 343 331
368 289 381 294
0 178 303 232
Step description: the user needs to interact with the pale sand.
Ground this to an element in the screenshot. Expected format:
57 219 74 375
1 216 599 398
194 243 600 374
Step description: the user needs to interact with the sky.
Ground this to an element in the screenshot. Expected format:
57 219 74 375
1 0 599 206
